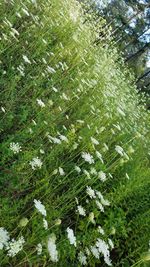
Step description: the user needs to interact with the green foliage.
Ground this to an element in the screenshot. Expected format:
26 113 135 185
0 0 150 266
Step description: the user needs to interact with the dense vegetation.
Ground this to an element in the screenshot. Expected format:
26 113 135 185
0 0 150 266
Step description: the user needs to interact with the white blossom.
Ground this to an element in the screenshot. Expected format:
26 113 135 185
30 157 42 170
78 251 87 265
75 166 81 173
95 200 104 212
36 243 42 255
115 145 124 156
96 239 112 266
66 227 76 247
59 167 65 176
86 186 96 199
36 99 45 108
91 137 99 145
34 199 47 216
97 226 105 235
10 142 21 154
7 236 25 257
82 152 94 164
98 171 107 182
90 246 99 259
0 228 10 250
23 54 31 64
77 205 86 216
47 235 58 262
43 218 48 230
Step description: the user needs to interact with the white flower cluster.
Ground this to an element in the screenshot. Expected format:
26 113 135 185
6 236 25 257
30 157 42 170
77 205 86 216
47 235 58 262
82 152 94 164
10 142 21 154
34 199 47 216
66 227 76 247
0 227 10 249
95 238 112 266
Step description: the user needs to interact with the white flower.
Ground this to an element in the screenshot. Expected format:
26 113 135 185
36 243 42 255
75 166 81 173
83 169 91 179
59 135 68 142
95 200 104 212
36 99 45 108
78 251 87 265
98 171 107 182
115 145 124 156
30 157 42 170
96 239 112 266
47 235 58 262
91 137 99 145
82 152 94 164
108 238 114 249
1 106 6 113
66 227 76 247
10 142 21 154
46 66 56 74
0 228 10 250
86 186 96 199
97 226 105 235
34 199 47 216
89 212 95 224
90 246 99 259
77 205 86 216
43 218 48 230
23 54 31 64
59 167 65 176
7 236 25 257
96 191 110 206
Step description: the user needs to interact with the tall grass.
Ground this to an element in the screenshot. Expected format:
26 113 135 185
0 0 150 266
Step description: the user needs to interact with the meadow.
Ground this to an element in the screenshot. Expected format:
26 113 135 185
0 0 150 266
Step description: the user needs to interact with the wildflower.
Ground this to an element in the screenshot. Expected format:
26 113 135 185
59 135 68 142
36 243 42 255
86 186 96 199
96 151 104 163
96 239 112 266
7 236 25 257
98 171 107 182
90 167 97 175
83 169 91 179
98 226 105 235
46 66 56 74
77 205 86 216
58 167 65 176
66 227 76 247
36 99 45 108
89 212 95 224
10 142 21 154
47 234 58 262
19 218 29 227
34 199 47 216
1 106 5 113
115 145 124 156
108 239 114 249
23 55 31 64
78 251 87 265
30 157 42 170
96 191 110 206
43 218 48 230
75 166 81 173
95 200 104 212
91 246 99 259
54 219 62 226
0 228 10 249
82 152 94 164
91 137 99 145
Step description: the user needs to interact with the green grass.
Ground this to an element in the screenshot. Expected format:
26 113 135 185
0 0 150 266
